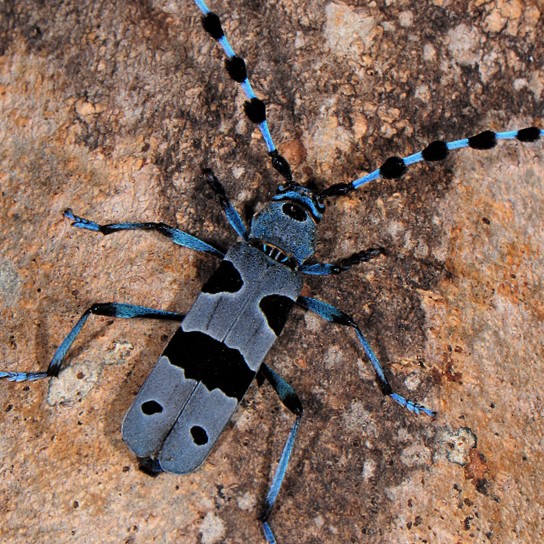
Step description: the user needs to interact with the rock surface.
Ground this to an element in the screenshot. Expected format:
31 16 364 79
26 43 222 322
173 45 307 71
1 1 542 543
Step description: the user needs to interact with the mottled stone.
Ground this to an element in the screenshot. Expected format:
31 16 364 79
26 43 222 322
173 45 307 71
0 1 542 543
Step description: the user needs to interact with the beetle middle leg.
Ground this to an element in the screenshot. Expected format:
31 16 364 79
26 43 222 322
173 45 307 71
297 296 436 417
0 304 185 382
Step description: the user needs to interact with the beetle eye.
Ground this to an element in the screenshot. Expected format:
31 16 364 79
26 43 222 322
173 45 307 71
282 202 307 222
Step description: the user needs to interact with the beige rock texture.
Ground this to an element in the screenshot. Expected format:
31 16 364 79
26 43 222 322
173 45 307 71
1 1 543 543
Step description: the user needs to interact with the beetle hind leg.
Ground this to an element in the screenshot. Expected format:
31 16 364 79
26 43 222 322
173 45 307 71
257 364 303 544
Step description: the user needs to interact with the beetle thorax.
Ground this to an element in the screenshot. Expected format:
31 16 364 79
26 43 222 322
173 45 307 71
248 185 324 267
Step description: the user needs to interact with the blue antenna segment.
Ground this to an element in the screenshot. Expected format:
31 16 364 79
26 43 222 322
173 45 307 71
325 127 543 196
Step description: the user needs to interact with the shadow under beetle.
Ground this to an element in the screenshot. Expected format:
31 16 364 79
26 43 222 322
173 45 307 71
1 1 542 542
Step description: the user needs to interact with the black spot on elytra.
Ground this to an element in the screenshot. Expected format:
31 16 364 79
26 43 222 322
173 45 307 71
163 330 254 400
141 400 163 415
190 426 209 445
202 260 243 294
259 295 294 336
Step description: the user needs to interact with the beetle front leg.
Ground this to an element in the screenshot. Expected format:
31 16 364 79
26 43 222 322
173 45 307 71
64 209 224 258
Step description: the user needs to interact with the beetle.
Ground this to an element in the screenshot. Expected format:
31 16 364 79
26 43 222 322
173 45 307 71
1 0 542 542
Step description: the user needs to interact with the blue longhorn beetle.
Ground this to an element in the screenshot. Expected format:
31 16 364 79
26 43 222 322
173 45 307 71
1 1 543 542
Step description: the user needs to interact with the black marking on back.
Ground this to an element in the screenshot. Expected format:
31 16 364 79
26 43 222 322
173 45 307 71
190 425 209 445
259 295 294 336
202 260 243 294
282 202 307 222
163 330 254 400
141 400 163 415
